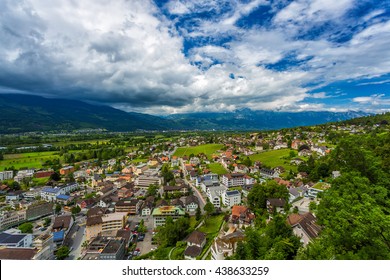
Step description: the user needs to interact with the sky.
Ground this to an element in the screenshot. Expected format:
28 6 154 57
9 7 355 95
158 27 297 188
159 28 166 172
0 0 389 115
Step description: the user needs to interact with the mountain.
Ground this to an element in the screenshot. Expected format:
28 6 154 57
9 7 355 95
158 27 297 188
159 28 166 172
0 94 370 133
166 108 369 130
0 94 175 133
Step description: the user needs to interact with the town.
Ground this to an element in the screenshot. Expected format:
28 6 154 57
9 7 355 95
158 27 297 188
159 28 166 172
0 117 389 260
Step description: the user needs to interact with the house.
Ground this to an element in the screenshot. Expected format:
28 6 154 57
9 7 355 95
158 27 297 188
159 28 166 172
183 195 199 213
287 212 321 246
298 149 312 157
231 205 255 225
60 166 74 175
34 170 54 178
152 206 186 228
260 168 279 179
170 198 184 208
92 174 104 188
56 194 72 205
211 228 245 260
5 191 23 201
52 215 73 233
208 189 221 209
162 184 189 196
0 171 14 181
79 198 96 209
0 248 38 260
289 188 300 202
290 158 304 165
266 198 286 214
273 166 285 174
222 190 241 207
140 197 154 216
184 230 207 260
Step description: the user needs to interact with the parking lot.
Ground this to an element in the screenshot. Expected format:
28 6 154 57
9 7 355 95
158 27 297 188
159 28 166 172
127 215 155 257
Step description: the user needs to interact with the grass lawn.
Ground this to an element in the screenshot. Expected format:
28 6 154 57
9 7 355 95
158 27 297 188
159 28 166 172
173 144 224 159
207 163 227 175
0 151 60 171
312 182 331 190
198 214 225 234
249 149 297 172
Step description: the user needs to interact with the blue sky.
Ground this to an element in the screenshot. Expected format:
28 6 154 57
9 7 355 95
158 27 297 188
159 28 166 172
0 0 389 114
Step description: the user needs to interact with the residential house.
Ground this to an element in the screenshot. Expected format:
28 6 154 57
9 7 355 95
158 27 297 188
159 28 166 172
267 198 286 214
0 248 38 260
162 184 189 196
182 195 199 213
211 228 245 260
287 212 321 246
260 168 279 179
298 149 312 157
140 197 154 216
0 211 27 231
184 231 207 260
231 205 255 225
60 166 74 175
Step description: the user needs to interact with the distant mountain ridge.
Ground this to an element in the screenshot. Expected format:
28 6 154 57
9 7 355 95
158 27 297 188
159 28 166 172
166 108 369 130
0 94 370 133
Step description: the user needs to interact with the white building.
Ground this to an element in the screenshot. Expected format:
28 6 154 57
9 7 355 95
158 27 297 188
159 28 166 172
0 229 33 248
222 190 241 207
0 171 14 181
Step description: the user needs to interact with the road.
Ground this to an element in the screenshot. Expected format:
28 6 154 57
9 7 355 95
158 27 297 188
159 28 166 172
185 178 206 212
65 215 86 260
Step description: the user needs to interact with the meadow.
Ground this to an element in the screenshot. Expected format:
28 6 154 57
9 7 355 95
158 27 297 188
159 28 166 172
249 149 299 172
173 144 224 159
0 151 60 171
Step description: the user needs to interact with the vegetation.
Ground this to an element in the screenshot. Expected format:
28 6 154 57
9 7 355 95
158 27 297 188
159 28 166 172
18 222 33 233
207 163 227 175
56 246 70 260
173 144 224 159
249 149 298 172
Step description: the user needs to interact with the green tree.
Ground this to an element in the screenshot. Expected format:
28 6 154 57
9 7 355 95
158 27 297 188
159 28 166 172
43 218 51 227
71 205 81 215
247 181 289 213
56 246 70 260
50 172 61 182
195 206 202 221
18 222 33 233
242 157 252 167
55 204 62 214
203 201 215 218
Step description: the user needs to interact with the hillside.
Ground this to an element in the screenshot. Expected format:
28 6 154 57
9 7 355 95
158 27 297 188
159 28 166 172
0 94 176 133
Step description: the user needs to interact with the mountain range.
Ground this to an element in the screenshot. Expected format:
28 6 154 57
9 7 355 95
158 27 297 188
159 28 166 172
0 94 369 133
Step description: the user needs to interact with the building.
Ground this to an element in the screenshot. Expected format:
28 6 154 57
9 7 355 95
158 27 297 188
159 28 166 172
222 190 241 207
0 229 33 248
222 173 245 187
60 166 74 175
260 168 279 179
183 195 199 213
34 170 54 178
0 210 27 231
26 201 53 220
184 230 206 260
211 228 245 260
152 206 186 228
0 248 38 260
32 234 55 260
83 236 126 260
86 211 126 241
208 189 221 209
231 205 255 225
287 212 322 246
162 184 189 196
0 171 14 181
135 175 162 188
267 198 286 214
115 199 141 215
196 173 219 187
135 164 148 175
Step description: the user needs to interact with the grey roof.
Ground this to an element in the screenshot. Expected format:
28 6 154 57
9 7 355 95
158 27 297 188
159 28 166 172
226 190 240 196
0 233 27 245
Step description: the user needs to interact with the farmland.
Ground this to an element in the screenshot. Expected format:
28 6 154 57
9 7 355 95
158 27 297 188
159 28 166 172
0 151 60 171
207 163 227 175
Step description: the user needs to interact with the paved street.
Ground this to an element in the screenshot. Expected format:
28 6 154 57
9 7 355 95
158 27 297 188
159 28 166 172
127 215 155 257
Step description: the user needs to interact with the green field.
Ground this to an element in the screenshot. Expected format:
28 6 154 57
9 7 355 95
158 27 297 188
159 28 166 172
173 144 224 159
198 214 225 234
249 149 298 172
312 182 331 190
207 163 227 175
0 151 60 171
